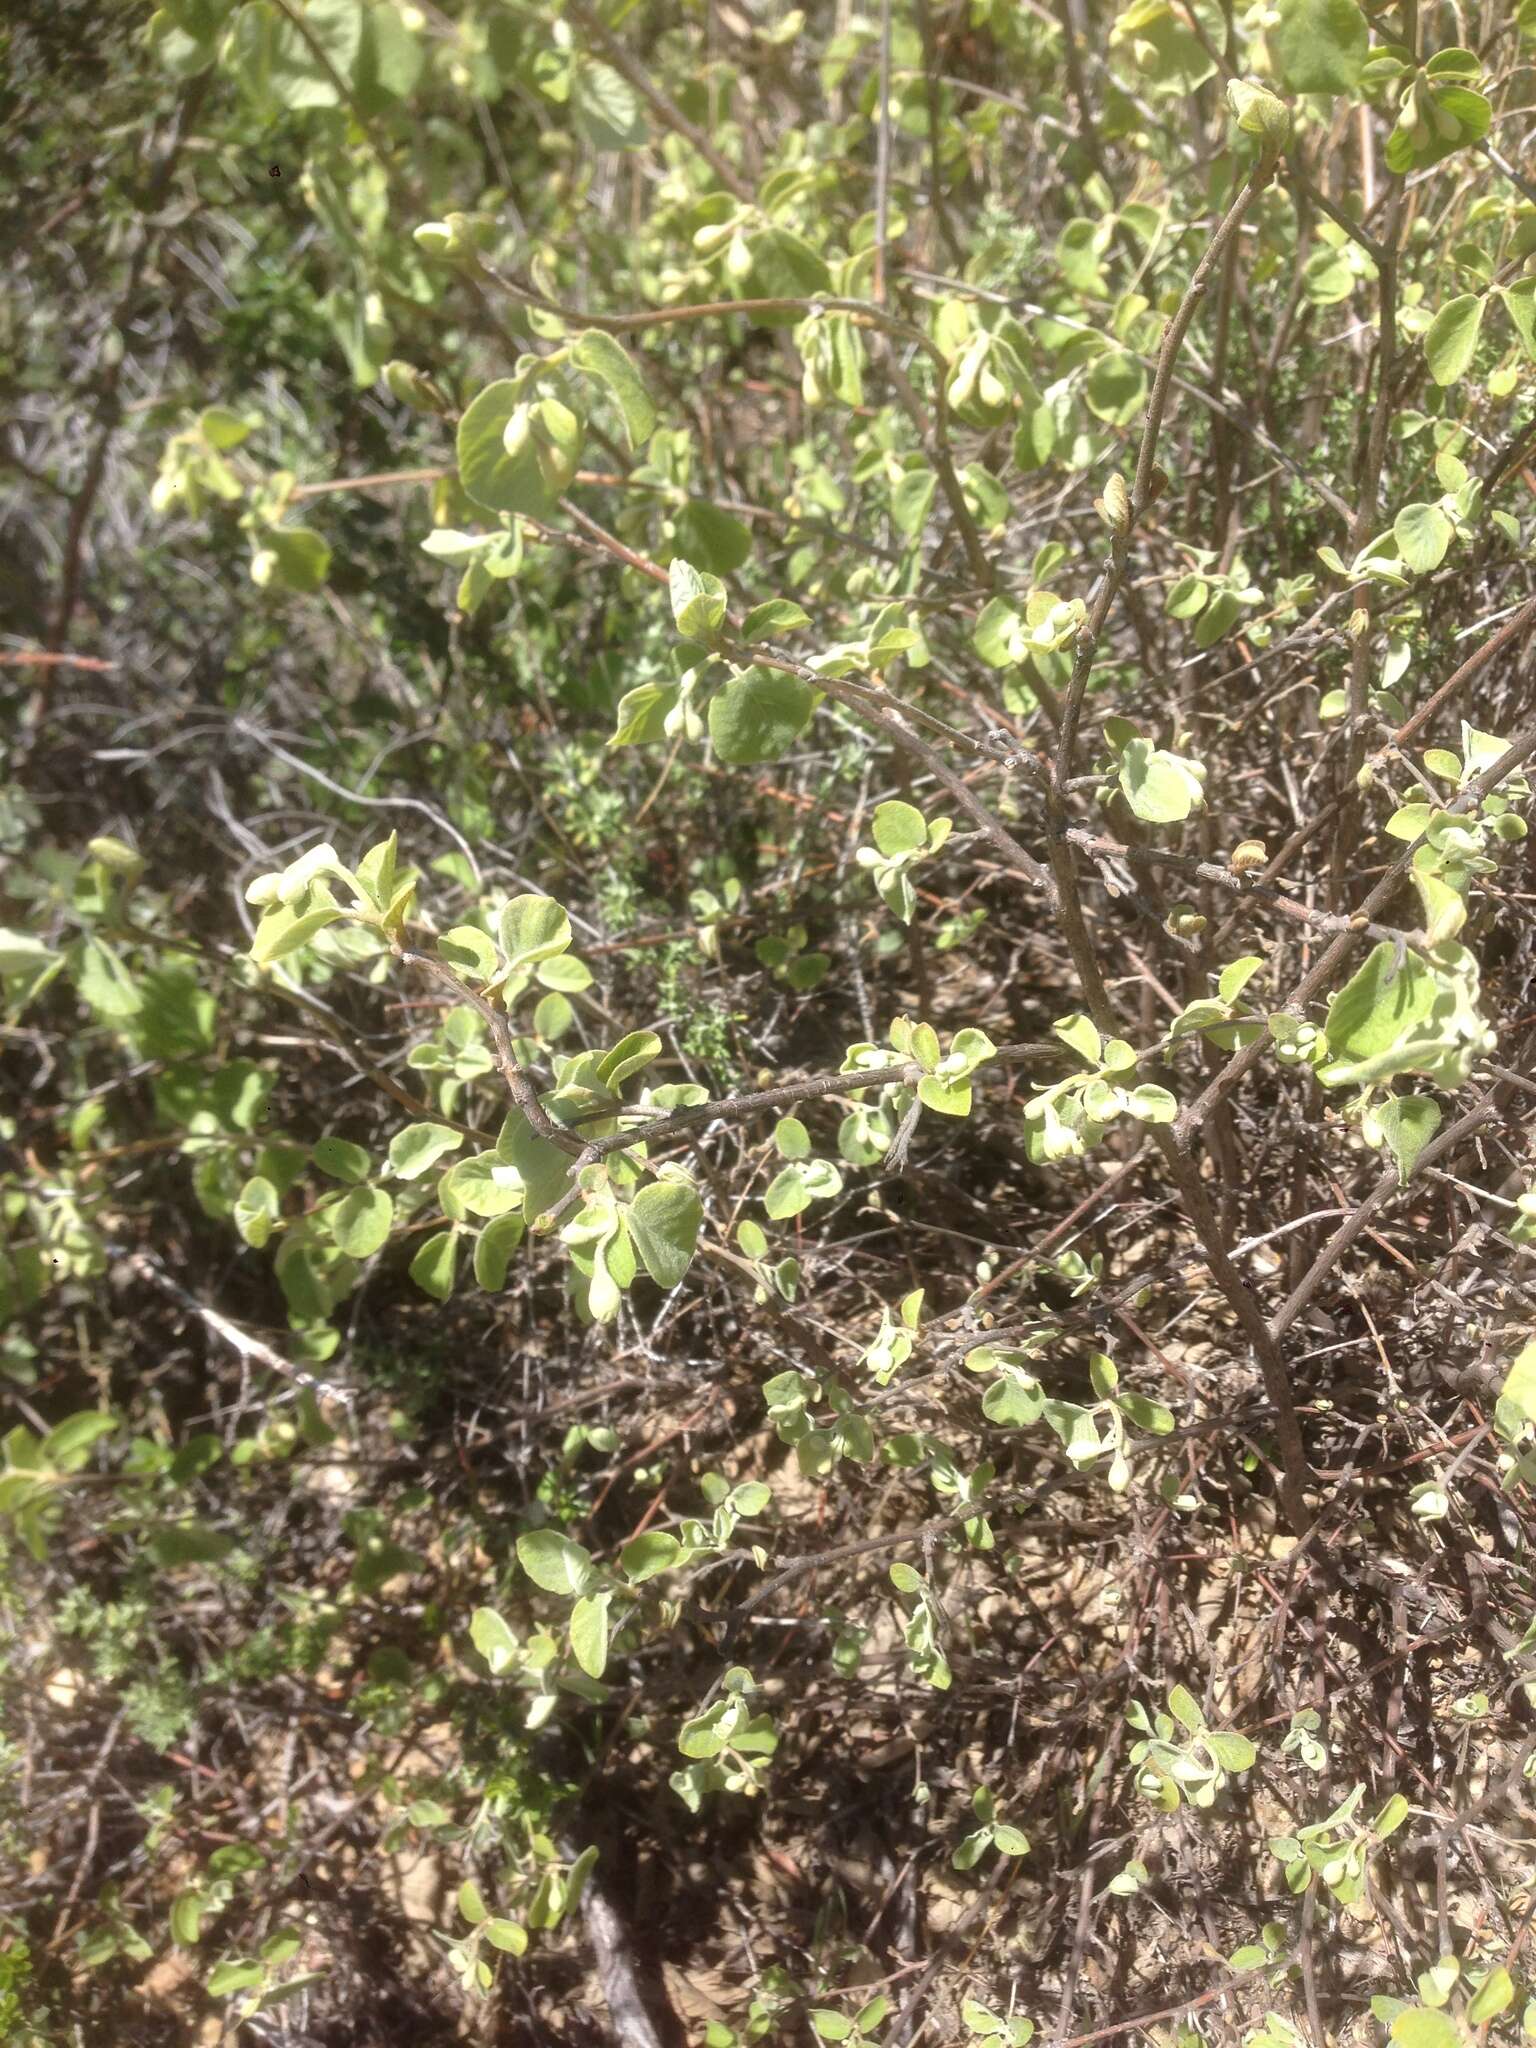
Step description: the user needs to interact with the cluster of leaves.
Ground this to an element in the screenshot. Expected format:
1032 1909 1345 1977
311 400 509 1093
5 0 1536 2039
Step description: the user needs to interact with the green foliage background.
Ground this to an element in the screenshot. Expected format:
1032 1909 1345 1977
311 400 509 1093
3 0 1536 2043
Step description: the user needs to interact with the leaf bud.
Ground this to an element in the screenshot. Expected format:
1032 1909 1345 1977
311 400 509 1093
1227 80 1293 150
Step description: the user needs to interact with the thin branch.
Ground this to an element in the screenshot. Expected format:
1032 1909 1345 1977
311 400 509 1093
565 0 752 201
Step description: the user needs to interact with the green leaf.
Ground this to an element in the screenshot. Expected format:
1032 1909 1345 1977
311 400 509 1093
473 1213 525 1291
972 594 1027 668
233 1174 276 1247
408 1229 459 1300
620 1530 682 1582
1373 1095 1441 1180
498 1113 574 1227
0 928 58 977
198 405 255 450
1269 0 1368 93
313 1136 370 1184
1503 278 1536 359
1118 739 1204 824
420 529 496 561
1053 1013 1102 1065
1318 941 1487 1089
1373 1793 1411 1838
1465 1965 1515 2025
992 1823 1031 1856
1206 1730 1256 1771
668 557 728 640
354 0 423 108
983 1374 1042 1426
569 1590 611 1678
499 894 571 971
1500 1339 1536 1425
483 1917 528 1954
149 1522 234 1567
1167 1683 1205 1733
458 1879 487 1925
572 58 647 150
517 1528 593 1594
610 681 677 747
764 1157 842 1218
1423 294 1485 387
388 1123 465 1180
73 935 143 1018
329 1184 394 1258
250 903 342 965
748 225 832 299
1084 350 1147 426
741 598 812 642
1393 503 1453 575
571 330 656 448
170 1891 204 1946
1389 2011 1461 2048
810 2012 855 2042
891 466 938 537
597 1030 662 1092
674 500 752 575
871 800 927 856
677 1701 732 1757
444 1152 524 1220
1126 1084 1176 1124
206 1960 264 1995
709 667 818 763
952 1828 991 1871
234 0 365 109
41 1411 119 1471
457 381 558 518
438 924 499 978
252 524 331 593
626 1180 703 1288
470 1606 520 1675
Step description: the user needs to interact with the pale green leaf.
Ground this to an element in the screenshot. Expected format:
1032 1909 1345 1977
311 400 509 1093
571 329 656 448
1423 294 1485 387
627 1181 703 1288
1270 0 1368 93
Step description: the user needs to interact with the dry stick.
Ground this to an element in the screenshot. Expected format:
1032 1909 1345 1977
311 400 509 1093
1368 589 1536 772
1209 587 1536 956
1059 828 1420 947
553 504 1057 895
911 0 963 266
481 266 997 590
583 1047 1057 1156
394 946 587 1157
1178 712 1536 1145
46 74 207 670
116 1248 353 1404
564 0 752 202
398 936 1054 1171
1039 151 1319 1529
1337 13 1413 910
1480 136 1536 212
560 1829 674 2048
1052 157 1276 783
724 1487 1081 1644
872 0 894 307
1270 1084 1517 1342
984 293 1353 525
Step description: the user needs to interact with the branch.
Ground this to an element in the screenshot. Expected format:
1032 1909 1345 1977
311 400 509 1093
564 0 753 201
